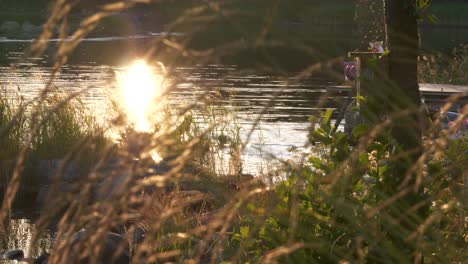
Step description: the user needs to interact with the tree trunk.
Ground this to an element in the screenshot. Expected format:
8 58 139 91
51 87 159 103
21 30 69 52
386 0 421 127
370 1 426 263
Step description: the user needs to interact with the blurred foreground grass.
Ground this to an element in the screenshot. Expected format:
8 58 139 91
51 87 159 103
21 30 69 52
0 0 467 263
0 85 466 263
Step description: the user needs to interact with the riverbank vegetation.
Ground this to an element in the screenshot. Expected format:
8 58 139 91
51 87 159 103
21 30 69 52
0 89 108 162
419 44 468 85
0 86 244 188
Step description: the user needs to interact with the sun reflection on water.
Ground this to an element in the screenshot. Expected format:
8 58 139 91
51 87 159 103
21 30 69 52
114 59 166 163
116 59 165 132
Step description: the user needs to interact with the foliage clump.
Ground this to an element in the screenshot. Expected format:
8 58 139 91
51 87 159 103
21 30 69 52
228 109 467 263
419 44 468 85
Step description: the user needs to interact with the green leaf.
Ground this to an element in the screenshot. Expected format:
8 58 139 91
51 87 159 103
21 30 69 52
359 152 368 165
417 0 432 9
240 226 250 238
380 50 390 57
353 124 370 138
322 109 334 125
367 56 378 69
426 13 438 24
356 95 367 103
379 164 388 177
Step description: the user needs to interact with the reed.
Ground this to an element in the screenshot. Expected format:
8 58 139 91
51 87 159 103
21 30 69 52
0 88 26 161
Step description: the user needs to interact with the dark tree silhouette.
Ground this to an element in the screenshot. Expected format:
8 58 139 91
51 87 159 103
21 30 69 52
375 0 427 263
385 0 421 144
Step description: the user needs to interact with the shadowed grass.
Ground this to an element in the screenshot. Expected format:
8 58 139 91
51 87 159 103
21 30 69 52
0 89 25 161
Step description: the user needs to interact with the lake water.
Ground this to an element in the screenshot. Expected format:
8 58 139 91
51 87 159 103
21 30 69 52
0 37 347 174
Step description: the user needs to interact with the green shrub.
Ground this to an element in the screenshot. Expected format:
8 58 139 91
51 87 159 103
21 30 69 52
230 109 466 263
425 138 467 262
419 44 468 85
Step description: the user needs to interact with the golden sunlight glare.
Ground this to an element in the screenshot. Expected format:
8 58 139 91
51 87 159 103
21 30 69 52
150 149 163 163
117 59 164 132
